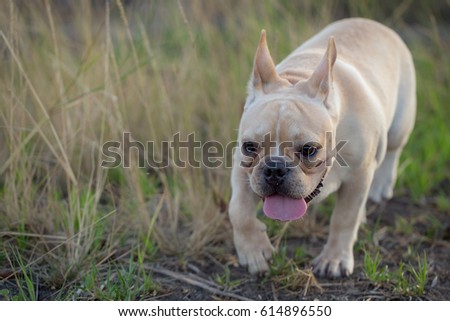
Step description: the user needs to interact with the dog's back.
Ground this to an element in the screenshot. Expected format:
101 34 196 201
277 18 416 130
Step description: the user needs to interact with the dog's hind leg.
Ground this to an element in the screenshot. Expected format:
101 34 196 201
369 148 402 203
369 59 416 203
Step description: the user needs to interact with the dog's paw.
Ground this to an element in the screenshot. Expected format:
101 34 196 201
234 231 274 275
368 180 393 203
312 247 354 278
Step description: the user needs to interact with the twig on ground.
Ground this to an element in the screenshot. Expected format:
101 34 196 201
145 265 251 301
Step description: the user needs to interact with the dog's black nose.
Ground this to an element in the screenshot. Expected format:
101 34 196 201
264 159 289 186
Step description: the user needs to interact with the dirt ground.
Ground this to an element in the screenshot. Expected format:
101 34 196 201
1 193 448 301
146 194 450 301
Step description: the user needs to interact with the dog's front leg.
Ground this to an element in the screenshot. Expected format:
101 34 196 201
313 168 374 278
229 165 274 274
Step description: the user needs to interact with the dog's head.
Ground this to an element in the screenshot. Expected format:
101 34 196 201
237 30 338 221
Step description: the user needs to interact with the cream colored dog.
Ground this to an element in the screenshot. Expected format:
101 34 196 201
229 18 416 278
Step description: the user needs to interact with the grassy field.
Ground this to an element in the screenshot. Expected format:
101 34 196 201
0 0 449 300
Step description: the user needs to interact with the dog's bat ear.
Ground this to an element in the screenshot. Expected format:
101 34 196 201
249 30 290 95
305 37 337 101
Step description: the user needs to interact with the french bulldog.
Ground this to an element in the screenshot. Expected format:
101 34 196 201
229 18 416 278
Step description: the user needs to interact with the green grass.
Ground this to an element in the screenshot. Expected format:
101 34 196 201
0 0 448 300
363 250 429 297
77 259 160 300
396 22 450 199
11 248 37 300
363 250 390 283
213 266 243 290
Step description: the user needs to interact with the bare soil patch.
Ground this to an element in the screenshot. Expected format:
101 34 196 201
145 195 450 301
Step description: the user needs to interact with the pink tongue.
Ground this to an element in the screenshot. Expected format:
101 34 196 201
263 195 308 221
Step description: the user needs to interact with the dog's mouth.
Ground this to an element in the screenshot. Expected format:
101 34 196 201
262 176 324 222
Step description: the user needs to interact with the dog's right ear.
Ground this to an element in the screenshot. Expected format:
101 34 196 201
304 37 337 101
249 30 290 96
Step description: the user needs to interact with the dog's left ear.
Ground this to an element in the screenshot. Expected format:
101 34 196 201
303 37 337 101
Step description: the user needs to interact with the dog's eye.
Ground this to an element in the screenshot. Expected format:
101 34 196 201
300 144 318 158
242 142 259 156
